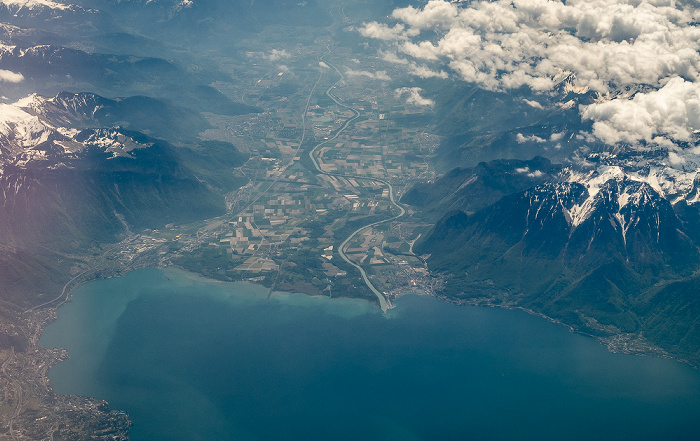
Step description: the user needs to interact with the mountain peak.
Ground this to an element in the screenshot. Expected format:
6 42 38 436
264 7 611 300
0 93 158 166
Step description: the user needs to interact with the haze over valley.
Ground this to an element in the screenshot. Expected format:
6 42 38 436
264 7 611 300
1 0 700 439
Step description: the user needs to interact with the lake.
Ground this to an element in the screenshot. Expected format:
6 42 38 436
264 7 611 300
41 267 700 441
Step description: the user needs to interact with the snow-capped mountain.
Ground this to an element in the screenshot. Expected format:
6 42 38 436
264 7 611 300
18 91 110 124
0 0 116 35
0 0 86 14
419 156 700 268
0 21 61 47
0 94 153 168
412 139 700 361
0 90 233 255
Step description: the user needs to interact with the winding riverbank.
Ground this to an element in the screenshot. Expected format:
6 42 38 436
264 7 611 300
307 58 407 312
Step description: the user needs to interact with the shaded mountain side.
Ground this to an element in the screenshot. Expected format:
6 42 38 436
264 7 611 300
89 32 174 58
0 45 180 85
416 179 700 364
0 1 119 40
0 245 77 312
0 23 66 47
0 45 260 116
0 141 225 249
172 85 261 117
402 156 558 219
0 129 250 310
436 125 597 171
423 76 601 171
175 140 249 191
639 276 700 363
78 0 332 41
35 92 212 142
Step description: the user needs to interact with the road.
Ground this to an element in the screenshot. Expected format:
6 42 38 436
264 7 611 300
308 58 407 312
2 347 21 441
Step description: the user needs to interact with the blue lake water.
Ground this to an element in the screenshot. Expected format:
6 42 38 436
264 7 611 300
41 267 700 441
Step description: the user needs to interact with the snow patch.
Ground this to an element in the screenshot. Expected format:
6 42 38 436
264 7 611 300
1 0 75 11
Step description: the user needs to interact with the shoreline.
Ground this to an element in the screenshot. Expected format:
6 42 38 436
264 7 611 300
430 292 691 368
46 263 695 369
39 266 700 441
18 264 695 440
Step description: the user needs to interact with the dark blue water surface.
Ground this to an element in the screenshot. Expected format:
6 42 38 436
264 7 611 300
41 267 700 441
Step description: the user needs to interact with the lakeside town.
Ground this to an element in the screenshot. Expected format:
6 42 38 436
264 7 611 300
0 18 446 439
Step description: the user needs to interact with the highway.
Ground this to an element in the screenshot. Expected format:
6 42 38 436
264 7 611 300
308 59 406 312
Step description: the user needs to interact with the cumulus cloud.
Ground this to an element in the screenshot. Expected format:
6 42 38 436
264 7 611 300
408 63 448 79
362 0 700 150
360 0 700 93
359 22 412 41
516 133 547 143
550 132 565 141
380 51 409 65
523 99 544 109
264 49 291 61
668 150 686 165
581 77 700 145
0 69 23 83
381 51 448 79
346 69 391 81
395 87 435 107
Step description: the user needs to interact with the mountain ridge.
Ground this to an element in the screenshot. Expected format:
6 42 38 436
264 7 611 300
413 155 700 363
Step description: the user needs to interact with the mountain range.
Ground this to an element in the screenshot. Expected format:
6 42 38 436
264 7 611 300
408 81 700 362
0 90 248 308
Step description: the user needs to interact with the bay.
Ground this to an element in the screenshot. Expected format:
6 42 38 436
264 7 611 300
41 267 700 441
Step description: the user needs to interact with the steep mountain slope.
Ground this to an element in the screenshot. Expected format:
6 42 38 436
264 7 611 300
402 156 559 219
76 0 332 42
414 162 700 362
0 93 248 306
0 42 260 115
0 0 118 38
423 71 613 171
19 91 210 141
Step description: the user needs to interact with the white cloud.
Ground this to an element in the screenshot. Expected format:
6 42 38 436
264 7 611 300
394 87 435 107
0 69 23 83
515 166 545 177
346 69 391 81
391 0 460 30
523 99 544 109
380 51 409 65
359 22 408 41
399 40 440 61
408 63 448 79
516 133 547 143
361 0 700 150
581 77 700 145
360 0 700 93
550 132 565 141
319 61 329 69
381 51 448 79
668 150 686 165
264 49 291 61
